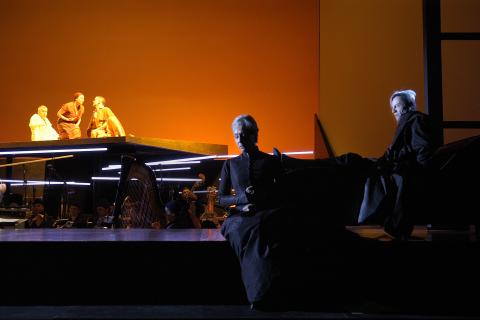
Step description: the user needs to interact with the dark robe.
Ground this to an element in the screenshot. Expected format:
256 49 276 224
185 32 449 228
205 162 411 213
219 148 285 304
220 149 371 308
358 111 437 237
218 148 283 211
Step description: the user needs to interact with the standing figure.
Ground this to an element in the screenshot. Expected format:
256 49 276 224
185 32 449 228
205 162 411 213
87 96 125 138
57 92 85 140
358 89 437 238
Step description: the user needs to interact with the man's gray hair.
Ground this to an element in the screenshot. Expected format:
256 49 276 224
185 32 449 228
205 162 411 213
390 89 416 111
231 114 259 133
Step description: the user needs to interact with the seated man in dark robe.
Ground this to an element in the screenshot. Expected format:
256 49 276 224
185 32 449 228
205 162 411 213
219 114 285 309
220 115 375 310
358 89 438 238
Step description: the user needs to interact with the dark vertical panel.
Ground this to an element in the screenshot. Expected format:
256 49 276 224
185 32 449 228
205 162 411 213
423 0 444 145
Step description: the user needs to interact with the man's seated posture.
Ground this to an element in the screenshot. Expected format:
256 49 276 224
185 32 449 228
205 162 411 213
358 89 437 238
26 198 53 228
219 114 287 310
87 96 125 138
29 105 59 141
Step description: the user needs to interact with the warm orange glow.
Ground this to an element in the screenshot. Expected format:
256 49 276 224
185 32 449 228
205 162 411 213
320 0 424 157
320 0 480 156
0 0 319 155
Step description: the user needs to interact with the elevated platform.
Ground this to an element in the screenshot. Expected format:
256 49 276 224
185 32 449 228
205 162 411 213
0 137 227 215
0 136 228 158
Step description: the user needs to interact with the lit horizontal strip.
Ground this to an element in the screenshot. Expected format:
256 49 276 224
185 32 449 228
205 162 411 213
0 147 108 156
215 151 314 158
147 155 217 166
156 161 201 166
9 180 90 186
214 155 237 159
282 151 314 155
153 167 191 172
157 178 201 182
102 165 121 171
101 161 200 171
92 177 139 181
92 177 201 182
100 151 313 171
66 182 91 186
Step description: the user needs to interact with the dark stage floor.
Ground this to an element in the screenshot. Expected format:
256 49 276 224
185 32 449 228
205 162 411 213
0 228 226 242
0 305 478 320
0 226 478 319
0 225 475 243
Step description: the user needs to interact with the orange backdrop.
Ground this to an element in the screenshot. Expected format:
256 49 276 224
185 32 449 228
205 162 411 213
319 0 480 157
0 0 319 155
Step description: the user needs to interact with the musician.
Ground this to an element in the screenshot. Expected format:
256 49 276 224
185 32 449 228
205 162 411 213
57 92 85 140
87 96 125 138
191 173 208 217
93 198 114 228
54 203 88 228
29 105 59 141
163 199 200 229
26 198 53 228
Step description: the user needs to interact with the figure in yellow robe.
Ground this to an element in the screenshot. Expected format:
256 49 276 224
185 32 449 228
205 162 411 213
87 96 125 138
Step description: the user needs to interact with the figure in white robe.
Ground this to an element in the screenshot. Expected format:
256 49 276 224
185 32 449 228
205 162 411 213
29 105 59 141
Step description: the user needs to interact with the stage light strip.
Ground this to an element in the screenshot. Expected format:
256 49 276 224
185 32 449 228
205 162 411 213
0 147 108 156
101 151 313 171
157 178 201 182
101 161 200 171
153 167 191 172
92 177 201 182
147 155 217 166
282 151 314 155
214 155 237 159
101 165 121 170
153 161 201 166
66 182 91 186
8 181 91 186
92 177 120 181
214 151 314 158
11 182 60 186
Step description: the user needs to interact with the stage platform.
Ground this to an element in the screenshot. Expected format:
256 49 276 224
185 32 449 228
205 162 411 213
0 136 228 158
0 226 479 316
0 137 228 216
